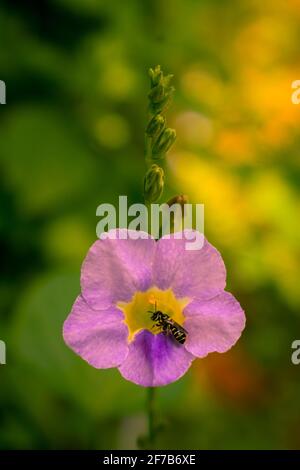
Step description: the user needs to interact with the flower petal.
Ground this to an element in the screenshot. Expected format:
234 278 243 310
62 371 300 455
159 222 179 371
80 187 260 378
118 330 194 387
81 229 156 309
63 295 129 368
184 292 246 357
152 230 226 300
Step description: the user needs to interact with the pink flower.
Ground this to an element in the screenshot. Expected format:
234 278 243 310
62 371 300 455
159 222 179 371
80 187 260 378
63 229 245 387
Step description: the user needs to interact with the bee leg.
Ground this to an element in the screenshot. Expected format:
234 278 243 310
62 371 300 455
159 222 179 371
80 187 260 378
162 324 169 336
151 323 161 334
167 325 173 337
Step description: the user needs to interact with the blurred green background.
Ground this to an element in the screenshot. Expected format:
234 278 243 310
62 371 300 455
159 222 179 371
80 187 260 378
1 0 300 450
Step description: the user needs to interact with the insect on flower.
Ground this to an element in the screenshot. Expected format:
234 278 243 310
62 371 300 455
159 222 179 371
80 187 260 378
149 302 188 345
63 229 246 387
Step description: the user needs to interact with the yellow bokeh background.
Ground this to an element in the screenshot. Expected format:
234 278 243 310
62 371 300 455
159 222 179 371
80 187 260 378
1 0 300 450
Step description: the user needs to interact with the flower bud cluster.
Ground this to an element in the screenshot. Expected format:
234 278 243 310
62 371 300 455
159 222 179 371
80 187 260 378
144 66 176 203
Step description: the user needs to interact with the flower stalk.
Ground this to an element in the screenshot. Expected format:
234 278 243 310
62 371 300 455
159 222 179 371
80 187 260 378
143 65 176 203
146 387 156 446
140 65 177 449
137 387 159 449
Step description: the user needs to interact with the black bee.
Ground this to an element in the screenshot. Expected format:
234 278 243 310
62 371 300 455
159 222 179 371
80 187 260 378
148 304 188 345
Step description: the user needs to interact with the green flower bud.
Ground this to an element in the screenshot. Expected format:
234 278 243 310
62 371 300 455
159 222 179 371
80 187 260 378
165 194 189 233
152 128 176 159
144 164 165 203
162 73 174 88
149 65 162 87
148 83 165 103
166 194 189 208
148 65 175 114
146 114 165 137
148 90 174 115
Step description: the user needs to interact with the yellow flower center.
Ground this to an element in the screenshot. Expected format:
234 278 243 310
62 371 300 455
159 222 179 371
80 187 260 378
118 288 190 342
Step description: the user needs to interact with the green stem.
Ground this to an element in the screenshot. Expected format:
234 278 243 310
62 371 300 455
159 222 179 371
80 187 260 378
145 133 152 163
147 387 156 446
